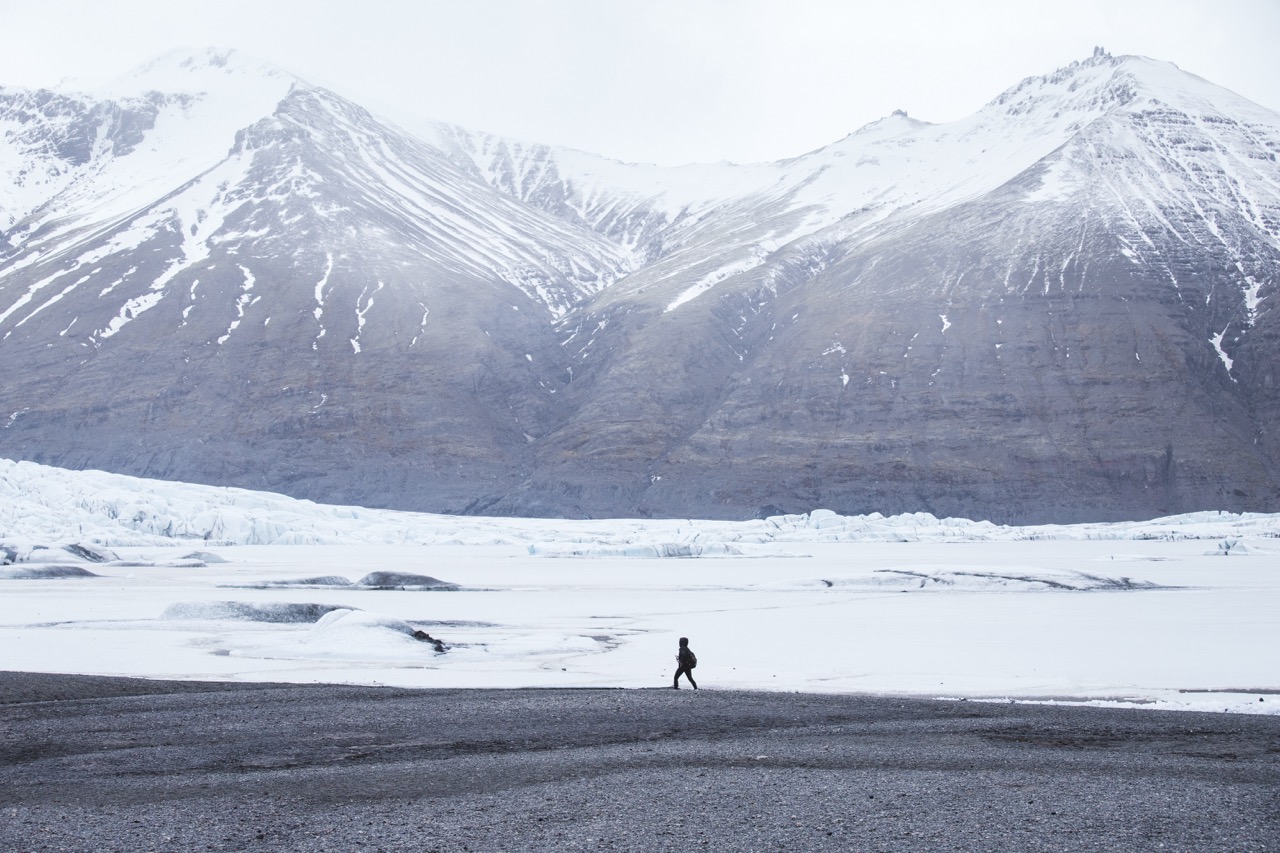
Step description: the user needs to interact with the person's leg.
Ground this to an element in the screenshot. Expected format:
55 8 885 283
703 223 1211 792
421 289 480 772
673 665 683 688
688 669 697 689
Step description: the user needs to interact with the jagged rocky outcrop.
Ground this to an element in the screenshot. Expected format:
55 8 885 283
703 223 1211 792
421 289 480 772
1 49 1277 522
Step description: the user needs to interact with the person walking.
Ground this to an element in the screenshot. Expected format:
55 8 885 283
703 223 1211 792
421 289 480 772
673 636 698 689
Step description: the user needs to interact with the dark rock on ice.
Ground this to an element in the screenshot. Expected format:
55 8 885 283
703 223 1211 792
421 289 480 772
63 543 117 563
355 572 459 591
0 565 100 579
243 575 356 588
160 601 352 623
411 630 448 652
180 551 230 563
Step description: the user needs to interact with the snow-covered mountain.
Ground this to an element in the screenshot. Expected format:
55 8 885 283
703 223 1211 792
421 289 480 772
1 48 1277 522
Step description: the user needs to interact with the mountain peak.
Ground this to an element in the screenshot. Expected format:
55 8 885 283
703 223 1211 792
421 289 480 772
986 51 1277 125
853 108 932 135
101 47 298 99
984 51 1144 119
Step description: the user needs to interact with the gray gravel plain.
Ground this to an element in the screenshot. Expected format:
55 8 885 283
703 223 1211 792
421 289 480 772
1 672 1277 852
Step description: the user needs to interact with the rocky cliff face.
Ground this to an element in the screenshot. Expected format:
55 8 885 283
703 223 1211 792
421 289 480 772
1 49 1277 522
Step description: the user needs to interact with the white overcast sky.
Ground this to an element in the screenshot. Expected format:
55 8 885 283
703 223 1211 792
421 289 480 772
1 0 1276 165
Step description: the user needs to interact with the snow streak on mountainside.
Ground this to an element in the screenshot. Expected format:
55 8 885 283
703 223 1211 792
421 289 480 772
1 49 1278 522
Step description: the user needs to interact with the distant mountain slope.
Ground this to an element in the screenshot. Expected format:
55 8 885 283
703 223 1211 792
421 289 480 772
490 53 1280 521
0 50 635 510
1 49 1277 521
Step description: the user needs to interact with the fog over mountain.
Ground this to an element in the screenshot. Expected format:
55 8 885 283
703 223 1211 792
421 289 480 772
2 48 1277 522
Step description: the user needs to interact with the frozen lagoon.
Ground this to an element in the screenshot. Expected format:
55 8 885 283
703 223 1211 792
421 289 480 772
2 458 1277 715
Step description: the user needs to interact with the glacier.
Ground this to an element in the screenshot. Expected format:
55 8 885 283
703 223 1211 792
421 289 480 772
2 457 1277 716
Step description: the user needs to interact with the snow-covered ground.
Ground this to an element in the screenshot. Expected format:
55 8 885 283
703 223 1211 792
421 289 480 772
2 458 1277 715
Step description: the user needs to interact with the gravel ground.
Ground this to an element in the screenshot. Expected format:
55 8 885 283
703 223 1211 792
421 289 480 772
1 672 1277 852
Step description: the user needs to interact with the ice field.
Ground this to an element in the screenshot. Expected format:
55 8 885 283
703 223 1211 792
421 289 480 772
2 459 1277 714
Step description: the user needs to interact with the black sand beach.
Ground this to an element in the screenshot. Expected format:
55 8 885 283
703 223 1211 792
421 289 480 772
2 672 1277 851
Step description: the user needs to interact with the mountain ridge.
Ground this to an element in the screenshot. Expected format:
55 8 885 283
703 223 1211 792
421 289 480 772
1 49 1277 522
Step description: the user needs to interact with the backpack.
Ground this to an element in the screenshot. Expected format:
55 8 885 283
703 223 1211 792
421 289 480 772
687 651 697 669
